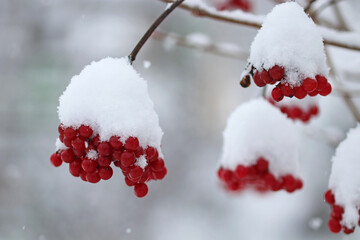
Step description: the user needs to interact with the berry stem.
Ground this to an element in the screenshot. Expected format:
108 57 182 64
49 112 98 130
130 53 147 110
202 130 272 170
128 0 185 64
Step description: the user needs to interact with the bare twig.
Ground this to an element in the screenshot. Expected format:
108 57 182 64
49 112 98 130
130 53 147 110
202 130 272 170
152 30 249 60
158 0 360 52
304 0 317 13
128 0 184 63
310 0 346 19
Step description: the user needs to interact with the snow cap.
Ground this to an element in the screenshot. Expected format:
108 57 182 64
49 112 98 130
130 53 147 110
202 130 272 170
220 98 300 178
58 57 163 151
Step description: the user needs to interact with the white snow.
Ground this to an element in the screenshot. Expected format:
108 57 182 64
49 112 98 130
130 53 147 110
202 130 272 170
86 150 98 160
58 57 163 151
249 2 329 86
329 124 360 228
220 98 300 178
55 138 66 151
135 155 148 169
309 217 323 230
186 32 211 46
143 60 151 69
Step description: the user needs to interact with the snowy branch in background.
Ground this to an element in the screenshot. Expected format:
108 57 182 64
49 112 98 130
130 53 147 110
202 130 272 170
152 30 249 60
158 0 360 51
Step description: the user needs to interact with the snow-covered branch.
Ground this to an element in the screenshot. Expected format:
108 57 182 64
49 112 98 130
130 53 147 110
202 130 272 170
158 0 360 52
152 30 249 60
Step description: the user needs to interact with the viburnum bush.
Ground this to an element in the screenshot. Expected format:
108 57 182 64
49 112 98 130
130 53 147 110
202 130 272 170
49 0 360 235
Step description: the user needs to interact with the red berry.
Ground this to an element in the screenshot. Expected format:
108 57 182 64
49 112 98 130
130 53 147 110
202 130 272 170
316 75 328 91
86 171 100 183
69 159 82 177
50 153 62 167
260 70 272 84
125 177 136 186
343 227 354 234
80 170 87 182
151 159 165 172
272 87 283 102
268 65 285 81
125 137 139 151
256 158 269 172
153 168 167 180
295 179 303 189
253 71 265 87
112 150 123 161
302 78 318 93
129 166 143 180
282 175 296 193
99 166 113 180
134 183 148 198
81 159 98 173
71 137 85 151
328 219 342 233
280 84 295 97
61 149 75 163
310 106 319 115
264 173 275 186
332 205 344 218
294 86 307 99
92 135 100 147
289 107 302 119
64 127 77 140
98 156 112 167
79 125 93 138
97 142 112 156
109 136 123 149
120 151 136 167
319 82 332 96
324 189 335 204
235 165 250 178
63 137 72 148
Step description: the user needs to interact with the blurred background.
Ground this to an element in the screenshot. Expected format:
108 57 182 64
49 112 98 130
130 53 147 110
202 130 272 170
1 0 360 239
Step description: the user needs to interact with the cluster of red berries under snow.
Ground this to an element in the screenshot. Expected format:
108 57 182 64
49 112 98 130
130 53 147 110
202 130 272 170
243 2 331 102
218 98 302 194
267 96 319 123
50 57 166 198
325 125 360 234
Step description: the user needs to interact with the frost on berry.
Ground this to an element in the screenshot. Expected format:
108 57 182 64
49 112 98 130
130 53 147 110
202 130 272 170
218 98 302 194
325 125 360 234
50 57 166 198
241 2 331 101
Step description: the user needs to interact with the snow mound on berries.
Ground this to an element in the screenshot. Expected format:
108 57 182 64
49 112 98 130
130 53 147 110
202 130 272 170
249 2 328 85
220 98 299 178
329 124 360 228
58 57 163 150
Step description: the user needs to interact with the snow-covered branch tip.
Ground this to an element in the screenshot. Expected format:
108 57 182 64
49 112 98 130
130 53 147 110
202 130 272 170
128 0 184 64
158 0 360 52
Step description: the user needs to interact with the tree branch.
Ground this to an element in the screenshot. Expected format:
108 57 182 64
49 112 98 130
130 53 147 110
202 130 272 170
158 0 360 52
151 30 249 60
128 0 184 63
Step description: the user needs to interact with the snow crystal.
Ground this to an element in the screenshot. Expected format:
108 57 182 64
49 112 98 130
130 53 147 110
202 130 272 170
135 155 148 169
329 124 360 228
55 138 66 151
58 57 163 151
86 150 98 160
126 228 132 234
249 2 329 86
309 217 323 230
143 60 151 69
220 98 300 178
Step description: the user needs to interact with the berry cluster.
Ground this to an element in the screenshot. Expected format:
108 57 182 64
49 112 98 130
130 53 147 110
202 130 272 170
217 158 303 193
268 98 319 123
251 66 332 102
324 189 356 234
216 0 251 11
50 124 167 198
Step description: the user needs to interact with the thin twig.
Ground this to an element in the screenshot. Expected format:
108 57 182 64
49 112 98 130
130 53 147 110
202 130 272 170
304 0 317 13
152 30 249 60
310 0 346 18
158 0 360 52
128 0 184 63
